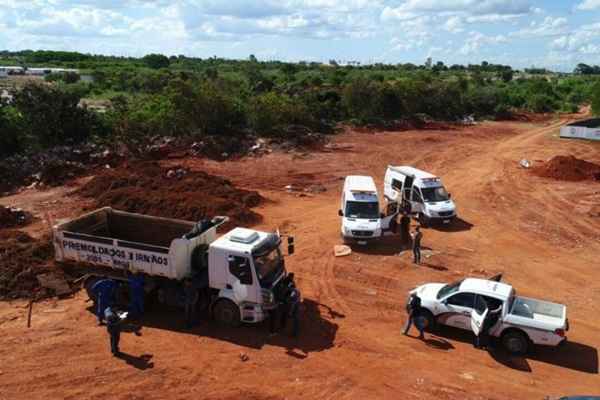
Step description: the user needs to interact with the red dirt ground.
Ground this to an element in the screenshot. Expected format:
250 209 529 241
532 155 600 182
1 114 600 400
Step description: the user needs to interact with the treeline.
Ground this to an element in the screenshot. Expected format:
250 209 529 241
1 51 600 159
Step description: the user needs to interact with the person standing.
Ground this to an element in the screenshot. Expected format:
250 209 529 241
475 304 502 349
412 226 423 265
92 279 117 325
280 284 301 337
403 293 425 339
128 271 145 319
104 307 123 356
183 279 199 328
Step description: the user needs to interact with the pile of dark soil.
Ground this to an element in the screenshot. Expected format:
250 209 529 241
0 206 33 229
533 155 600 182
77 161 263 230
0 230 54 299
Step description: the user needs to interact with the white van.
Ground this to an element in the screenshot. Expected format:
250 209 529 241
384 166 456 226
339 176 382 243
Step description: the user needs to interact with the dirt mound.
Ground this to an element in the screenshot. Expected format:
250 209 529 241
0 230 55 299
77 161 263 229
533 155 600 182
0 205 33 229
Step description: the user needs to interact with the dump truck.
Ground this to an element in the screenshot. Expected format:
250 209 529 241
53 207 298 327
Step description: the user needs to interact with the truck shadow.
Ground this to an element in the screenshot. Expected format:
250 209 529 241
432 325 598 374
102 298 340 355
427 217 474 233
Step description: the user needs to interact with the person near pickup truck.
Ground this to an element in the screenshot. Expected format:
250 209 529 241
127 272 145 319
183 279 199 329
104 307 123 356
403 293 425 339
475 304 502 349
411 226 423 265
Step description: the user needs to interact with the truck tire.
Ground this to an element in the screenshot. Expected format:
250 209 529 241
214 299 241 327
419 309 436 332
502 330 529 355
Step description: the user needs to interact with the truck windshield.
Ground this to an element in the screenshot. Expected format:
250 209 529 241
345 201 380 219
254 247 283 282
421 187 449 203
437 279 463 299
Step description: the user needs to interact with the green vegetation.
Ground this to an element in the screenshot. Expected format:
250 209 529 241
1 50 599 158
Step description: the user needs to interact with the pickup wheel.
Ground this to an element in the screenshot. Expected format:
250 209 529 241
502 330 529 355
419 309 436 332
214 299 241 328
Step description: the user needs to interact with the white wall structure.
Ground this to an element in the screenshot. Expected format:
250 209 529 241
560 119 600 142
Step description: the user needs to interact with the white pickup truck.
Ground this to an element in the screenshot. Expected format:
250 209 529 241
409 277 568 354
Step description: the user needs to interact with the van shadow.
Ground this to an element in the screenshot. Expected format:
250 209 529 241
427 217 473 233
432 325 598 374
91 298 340 356
349 235 407 256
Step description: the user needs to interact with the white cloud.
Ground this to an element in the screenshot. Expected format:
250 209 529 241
459 31 507 55
576 0 600 10
510 16 568 37
444 16 464 33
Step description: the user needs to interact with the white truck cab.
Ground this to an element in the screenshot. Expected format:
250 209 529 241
384 166 456 226
410 277 568 355
339 176 382 244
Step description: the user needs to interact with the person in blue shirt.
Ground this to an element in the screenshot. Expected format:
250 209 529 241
128 271 145 319
92 279 118 325
104 307 122 356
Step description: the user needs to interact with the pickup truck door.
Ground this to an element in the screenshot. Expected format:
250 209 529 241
440 292 476 329
470 295 489 336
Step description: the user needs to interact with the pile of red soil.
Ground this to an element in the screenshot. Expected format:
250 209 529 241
0 205 33 229
0 230 54 299
77 161 263 230
533 155 600 182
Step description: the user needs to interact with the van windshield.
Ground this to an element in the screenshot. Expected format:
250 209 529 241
345 201 380 219
421 186 449 203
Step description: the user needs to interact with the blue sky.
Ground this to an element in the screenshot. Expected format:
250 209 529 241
0 0 599 71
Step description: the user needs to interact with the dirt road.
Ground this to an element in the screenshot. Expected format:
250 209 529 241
1 116 599 400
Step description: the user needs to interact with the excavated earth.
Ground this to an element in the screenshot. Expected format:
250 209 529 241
1 113 600 400
532 155 600 181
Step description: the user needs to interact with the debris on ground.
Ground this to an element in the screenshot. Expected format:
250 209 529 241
0 206 33 229
77 161 263 230
239 353 249 362
532 155 600 182
519 159 531 169
334 245 352 257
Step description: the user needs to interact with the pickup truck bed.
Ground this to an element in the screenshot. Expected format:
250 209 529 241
508 296 566 327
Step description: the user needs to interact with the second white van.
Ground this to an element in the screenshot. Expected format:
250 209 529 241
339 176 382 243
384 166 456 226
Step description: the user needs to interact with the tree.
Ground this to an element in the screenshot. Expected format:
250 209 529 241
142 53 170 69
0 97 25 156
592 81 600 116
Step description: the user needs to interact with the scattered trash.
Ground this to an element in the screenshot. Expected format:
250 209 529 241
334 245 352 257
239 353 249 362
366 288 377 296
519 159 531 169
460 372 475 381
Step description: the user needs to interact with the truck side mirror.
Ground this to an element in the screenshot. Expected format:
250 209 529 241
288 244 295 255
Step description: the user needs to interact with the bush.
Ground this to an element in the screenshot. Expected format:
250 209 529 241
592 82 600 116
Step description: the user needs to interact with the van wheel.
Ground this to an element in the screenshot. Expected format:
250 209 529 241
214 299 241 327
502 330 529 355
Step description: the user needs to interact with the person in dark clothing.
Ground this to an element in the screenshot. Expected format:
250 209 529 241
183 279 199 328
280 286 301 337
128 272 145 319
104 307 123 356
403 293 425 339
475 304 502 349
412 226 423 265
92 279 117 325
400 216 411 246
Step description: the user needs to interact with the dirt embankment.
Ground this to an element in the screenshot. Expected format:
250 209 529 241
533 155 600 182
77 161 264 230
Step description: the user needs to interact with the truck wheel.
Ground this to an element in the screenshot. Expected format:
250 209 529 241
419 309 436 332
214 299 241 327
502 330 529 355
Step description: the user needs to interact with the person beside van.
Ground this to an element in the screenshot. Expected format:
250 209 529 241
411 226 423 265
